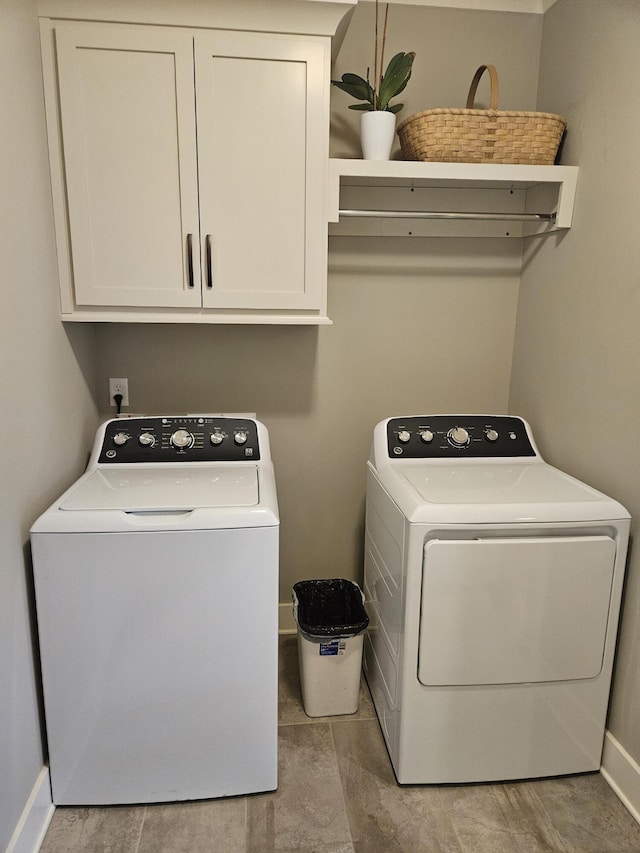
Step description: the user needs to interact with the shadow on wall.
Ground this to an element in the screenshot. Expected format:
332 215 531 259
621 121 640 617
94 324 320 417
521 230 570 273
63 323 99 404
328 234 524 279
330 110 362 159
22 540 48 761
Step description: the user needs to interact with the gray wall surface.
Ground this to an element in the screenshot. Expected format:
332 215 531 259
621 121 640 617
12 0 640 843
331 2 542 158
509 0 640 768
96 237 522 596
95 4 543 601
0 0 98 847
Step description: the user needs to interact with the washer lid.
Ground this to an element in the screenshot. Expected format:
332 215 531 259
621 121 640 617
59 465 259 512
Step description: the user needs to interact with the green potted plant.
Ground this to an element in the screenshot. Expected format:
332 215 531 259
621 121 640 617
332 1 415 159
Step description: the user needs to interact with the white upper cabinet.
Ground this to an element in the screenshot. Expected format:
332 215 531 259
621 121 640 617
41 18 333 323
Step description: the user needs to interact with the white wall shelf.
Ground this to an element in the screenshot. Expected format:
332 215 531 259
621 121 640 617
328 159 578 239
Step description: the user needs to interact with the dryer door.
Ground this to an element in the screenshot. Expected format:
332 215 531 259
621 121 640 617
418 535 616 686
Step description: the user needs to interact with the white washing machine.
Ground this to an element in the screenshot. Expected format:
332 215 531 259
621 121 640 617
364 414 630 784
31 415 279 805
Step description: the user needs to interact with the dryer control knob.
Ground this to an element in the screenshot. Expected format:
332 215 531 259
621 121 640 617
484 428 499 442
234 430 248 445
138 432 155 447
419 430 434 443
170 429 194 449
447 426 470 447
113 432 129 447
397 430 411 444
210 431 225 446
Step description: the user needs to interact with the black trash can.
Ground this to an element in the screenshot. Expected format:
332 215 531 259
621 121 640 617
292 579 369 717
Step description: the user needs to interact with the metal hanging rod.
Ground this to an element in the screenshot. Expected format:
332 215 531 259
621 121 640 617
338 209 557 223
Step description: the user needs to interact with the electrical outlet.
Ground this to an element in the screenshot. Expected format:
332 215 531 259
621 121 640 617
109 378 129 407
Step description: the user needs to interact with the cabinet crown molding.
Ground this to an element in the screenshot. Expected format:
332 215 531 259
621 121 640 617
38 0 357 43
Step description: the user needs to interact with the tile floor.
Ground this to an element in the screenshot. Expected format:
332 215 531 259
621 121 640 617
41 635 640 853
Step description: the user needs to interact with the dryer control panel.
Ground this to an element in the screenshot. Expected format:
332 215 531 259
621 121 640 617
98 416 260 463
386 415 536 459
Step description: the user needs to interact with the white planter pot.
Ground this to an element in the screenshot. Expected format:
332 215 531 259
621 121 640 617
360 110 396 161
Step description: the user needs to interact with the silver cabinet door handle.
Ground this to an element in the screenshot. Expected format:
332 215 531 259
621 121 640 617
206 234 213 289
186 233 195 289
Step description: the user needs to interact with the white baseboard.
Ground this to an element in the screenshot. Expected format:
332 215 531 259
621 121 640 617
601 730 640 825
279 601 296 635
6 766 54 853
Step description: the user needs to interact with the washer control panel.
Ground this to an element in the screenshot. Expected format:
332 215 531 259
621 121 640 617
387 415 536 459
98 416 260 463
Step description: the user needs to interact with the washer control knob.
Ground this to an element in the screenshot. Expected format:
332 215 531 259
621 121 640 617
210 431 225 446
447 426 470 447
484 428 499 443
138 432 155 447
419 429 434 443
113 432 129 447
170 429 194 449
397 430 411 444
234 430 248 446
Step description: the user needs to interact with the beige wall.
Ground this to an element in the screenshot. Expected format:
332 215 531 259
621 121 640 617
95 0 543 605
5 0 639 842
0 0 99 847
95 5 542 601
9 0 640 842
509 0 640 764
331 2 542 158
96 236 523 598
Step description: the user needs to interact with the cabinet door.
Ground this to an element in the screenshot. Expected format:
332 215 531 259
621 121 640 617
195 31 328 311
55 23 201 307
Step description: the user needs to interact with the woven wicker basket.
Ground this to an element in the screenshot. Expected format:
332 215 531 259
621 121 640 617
397 65 566 165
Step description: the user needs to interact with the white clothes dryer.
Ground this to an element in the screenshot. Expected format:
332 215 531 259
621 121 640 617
364 414 630 784
31 415 279 805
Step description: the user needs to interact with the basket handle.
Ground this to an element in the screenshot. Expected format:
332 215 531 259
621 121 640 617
466 64 499 110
